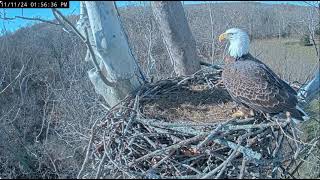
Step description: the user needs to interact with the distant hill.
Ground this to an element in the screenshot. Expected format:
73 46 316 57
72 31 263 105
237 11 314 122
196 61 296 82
0 1 318 90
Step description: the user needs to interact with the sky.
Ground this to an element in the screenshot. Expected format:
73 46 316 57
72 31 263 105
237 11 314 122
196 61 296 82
0 1 316 33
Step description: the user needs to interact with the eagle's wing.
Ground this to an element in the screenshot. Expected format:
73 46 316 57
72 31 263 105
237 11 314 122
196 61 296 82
259 62 297 96
231 57 298 114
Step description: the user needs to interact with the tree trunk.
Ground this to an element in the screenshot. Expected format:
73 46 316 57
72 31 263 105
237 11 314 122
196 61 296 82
151 1 201 76
298 67 320 103
78 1 144 107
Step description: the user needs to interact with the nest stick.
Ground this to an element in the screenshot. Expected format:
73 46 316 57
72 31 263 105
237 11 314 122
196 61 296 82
128 134 205 167
201 149 238 179
86 69 312 179
238 157 247 179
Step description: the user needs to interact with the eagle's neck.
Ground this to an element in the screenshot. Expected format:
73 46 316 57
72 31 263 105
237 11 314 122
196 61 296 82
224 53 252 64
228 37 250 58
237 53 252 60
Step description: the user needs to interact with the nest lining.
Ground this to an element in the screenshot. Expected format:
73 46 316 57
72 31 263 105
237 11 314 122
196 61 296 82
141 83 235 123
79 67 315 179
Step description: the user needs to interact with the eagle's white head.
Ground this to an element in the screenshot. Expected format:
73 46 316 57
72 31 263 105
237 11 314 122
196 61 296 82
219 28 250 58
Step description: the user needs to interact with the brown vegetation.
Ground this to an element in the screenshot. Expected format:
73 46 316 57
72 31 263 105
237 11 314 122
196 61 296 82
0 2 318 178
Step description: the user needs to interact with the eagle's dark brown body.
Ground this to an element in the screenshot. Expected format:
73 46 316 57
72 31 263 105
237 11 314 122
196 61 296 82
222 53 305 120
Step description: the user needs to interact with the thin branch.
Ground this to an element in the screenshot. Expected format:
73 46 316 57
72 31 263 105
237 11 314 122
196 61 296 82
15 16 60 25
0 15 60 25
201 149 238 179
95 131 108 179
77 118 100 179
51 8 86 41
238 158 247 179
128 134 205 167
0 65 25 95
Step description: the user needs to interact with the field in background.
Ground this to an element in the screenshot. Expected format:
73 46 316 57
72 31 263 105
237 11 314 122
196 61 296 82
250 38 318 84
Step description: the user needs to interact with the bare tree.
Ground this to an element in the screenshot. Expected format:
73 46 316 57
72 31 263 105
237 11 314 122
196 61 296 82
74 1 145 107
151 1 201 76
208 1 216 64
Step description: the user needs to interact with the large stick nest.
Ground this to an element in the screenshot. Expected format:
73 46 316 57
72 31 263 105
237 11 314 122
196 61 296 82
80 67 317 179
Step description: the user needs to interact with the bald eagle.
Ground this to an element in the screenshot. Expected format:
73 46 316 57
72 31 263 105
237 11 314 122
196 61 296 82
219 28 309 122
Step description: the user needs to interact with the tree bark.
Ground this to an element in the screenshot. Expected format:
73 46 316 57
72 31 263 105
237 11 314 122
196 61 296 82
78 1 144 107
151 1 201 76
298 67 320 103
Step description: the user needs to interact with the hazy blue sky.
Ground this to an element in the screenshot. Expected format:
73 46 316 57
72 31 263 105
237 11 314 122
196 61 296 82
0 1 315 33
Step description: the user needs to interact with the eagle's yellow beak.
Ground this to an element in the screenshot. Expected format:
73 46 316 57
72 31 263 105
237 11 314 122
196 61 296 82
219 32 228 42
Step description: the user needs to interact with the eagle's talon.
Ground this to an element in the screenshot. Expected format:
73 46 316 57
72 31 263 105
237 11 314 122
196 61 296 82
249 109 255 117
231 110 245 118
232 108 256 119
